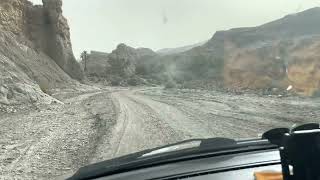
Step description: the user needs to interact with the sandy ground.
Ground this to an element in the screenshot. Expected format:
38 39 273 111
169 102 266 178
1 86 319 179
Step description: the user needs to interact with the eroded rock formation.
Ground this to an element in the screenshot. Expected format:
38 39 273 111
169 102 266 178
0 0 83 81
0 0 83 105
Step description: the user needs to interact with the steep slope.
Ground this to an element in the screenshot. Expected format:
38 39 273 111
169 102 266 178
286 39 320 96
0 28 71 105
0 0 83 105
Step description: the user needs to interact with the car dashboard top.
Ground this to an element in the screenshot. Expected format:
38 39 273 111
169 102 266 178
95 149 281 180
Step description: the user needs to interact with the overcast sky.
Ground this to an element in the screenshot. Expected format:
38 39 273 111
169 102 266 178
30 0 319 58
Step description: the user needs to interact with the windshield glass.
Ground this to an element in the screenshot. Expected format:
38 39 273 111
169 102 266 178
0 0 319 179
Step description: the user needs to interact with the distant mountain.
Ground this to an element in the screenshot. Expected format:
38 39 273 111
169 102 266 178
156 41 207 55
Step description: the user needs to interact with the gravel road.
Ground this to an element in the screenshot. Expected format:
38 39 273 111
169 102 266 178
1 87 319 179
95 87 320 160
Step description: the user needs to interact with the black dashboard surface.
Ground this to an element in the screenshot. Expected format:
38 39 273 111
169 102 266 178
95 149 281 180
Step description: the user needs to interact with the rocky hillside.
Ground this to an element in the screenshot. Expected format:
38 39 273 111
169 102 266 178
150 7 320 96
84 7 320 96
0 0 83 105
222 8 320 96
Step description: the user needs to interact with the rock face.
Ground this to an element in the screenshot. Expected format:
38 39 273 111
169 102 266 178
221 8 320 96
287 39 320 96
107 43 157 78
0 29 72 105
30 0 84 80
0 0 83 81
0 0 83 105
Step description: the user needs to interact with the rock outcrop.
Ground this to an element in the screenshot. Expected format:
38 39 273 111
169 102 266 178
107 43 157 78
0 0 83 105
83 44 157 85
0 29 72 105
29 0 84 80
0 0 83 81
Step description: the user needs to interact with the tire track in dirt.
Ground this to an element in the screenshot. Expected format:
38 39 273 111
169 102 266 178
104 88 244 160
111 92 130 157
106 90 185 158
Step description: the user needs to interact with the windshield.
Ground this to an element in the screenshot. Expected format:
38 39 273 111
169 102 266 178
0 0 320 179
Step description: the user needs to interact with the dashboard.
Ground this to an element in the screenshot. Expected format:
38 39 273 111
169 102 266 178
96 149 282 180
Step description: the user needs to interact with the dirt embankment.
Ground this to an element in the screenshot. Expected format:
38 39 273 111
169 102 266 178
287 41 320 96
0 87 116 179
224 38 320 96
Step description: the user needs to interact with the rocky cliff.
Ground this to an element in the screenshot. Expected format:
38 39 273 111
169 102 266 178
0 0 83 81
0 0 83 105
83 44 157 85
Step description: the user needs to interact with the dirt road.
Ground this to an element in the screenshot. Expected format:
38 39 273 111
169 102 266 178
96 87 320 159
1 87 319 179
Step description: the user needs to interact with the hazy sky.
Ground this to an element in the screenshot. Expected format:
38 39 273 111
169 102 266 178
30 0 319 58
